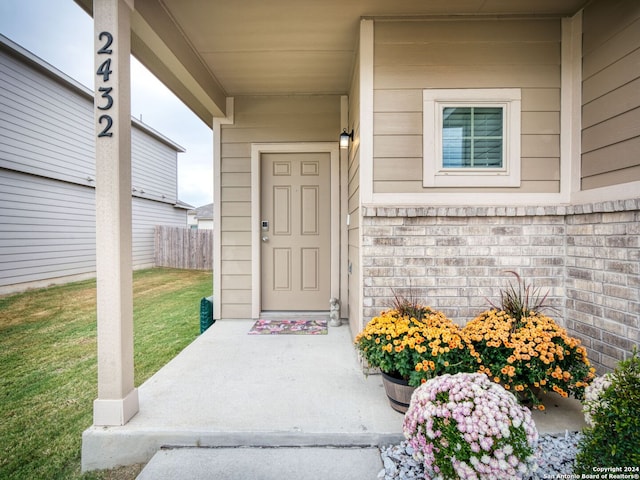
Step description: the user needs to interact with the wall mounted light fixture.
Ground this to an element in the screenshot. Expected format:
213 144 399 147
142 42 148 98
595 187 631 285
340 128 354 149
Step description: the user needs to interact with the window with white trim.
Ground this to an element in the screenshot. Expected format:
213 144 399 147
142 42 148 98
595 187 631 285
423 89 521 187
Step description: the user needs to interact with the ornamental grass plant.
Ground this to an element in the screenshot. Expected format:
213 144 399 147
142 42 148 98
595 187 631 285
403 372 538 480
462 273 595 409
354 294 477 387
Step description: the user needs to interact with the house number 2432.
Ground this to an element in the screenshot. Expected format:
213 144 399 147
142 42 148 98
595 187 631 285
96 31 114 138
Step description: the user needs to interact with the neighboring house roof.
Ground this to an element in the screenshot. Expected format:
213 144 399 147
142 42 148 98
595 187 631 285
189 203 213 221
175 200 195 210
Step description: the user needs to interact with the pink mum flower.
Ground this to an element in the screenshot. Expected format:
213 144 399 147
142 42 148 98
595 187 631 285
403 373 538 480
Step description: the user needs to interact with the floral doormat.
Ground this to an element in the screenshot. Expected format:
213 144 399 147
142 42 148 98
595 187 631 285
248 319 328 335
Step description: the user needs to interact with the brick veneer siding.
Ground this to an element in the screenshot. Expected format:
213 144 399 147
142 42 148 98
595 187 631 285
361 199 640 373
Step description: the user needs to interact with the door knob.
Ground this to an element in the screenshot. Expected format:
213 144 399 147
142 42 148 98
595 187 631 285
262 235 269 242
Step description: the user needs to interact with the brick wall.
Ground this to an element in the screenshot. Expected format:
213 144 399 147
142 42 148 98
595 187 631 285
361 199 640 373
565 205 640 370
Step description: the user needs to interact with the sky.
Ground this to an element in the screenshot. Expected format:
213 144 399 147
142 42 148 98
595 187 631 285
0 0 214 208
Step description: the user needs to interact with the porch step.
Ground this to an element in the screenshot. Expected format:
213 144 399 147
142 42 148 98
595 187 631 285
136 446 383 480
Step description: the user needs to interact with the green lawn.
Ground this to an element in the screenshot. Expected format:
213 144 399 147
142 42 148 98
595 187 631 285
0 268 213 480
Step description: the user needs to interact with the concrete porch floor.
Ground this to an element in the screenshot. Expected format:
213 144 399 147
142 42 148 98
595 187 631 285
81 317 587 471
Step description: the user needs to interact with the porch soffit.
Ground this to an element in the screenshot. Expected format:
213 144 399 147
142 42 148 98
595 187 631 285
75 0 589 126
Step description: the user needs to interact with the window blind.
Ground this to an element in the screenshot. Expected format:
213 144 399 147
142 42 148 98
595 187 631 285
442 107 503 168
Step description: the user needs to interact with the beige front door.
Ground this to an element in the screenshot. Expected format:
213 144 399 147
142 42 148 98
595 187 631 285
261 152 331 311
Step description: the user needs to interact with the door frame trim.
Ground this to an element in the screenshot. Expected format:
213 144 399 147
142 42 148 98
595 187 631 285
251 142 340 318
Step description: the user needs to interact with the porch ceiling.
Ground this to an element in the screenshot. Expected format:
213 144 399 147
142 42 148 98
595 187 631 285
75 0 589 124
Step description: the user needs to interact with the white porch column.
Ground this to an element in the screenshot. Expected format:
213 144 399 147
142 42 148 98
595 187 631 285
92 0 138 426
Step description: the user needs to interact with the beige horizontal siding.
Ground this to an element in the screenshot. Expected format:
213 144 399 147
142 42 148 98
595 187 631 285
221 172 251 187
374 158 421 181
582 78 640 129
220 260 251 275
521 89 560 112
582 165 640 190
221 123 339 144
221 143 251 158
347 210 360 231
583 48 640 104
374 112 422 135
374 89 422 112
582 137 640 177
374 65 561 90
582 108 640 154
373 156 561 184
348 229 360 249
348 185 360 217
221 304 251 318
376 43 559 68
221 231 251 245
221 246 251 261
373 135 422 157
221 186 251 202
521 135 560 158
220 216 251 232
221 202 250 217
581 0 640 189
221 289 252 304
583 18 640 78
374 88 561 113
221 274 252 290
225 126 340 143
373 18 561 195
372 180 559 194
522 158 560 181
522 112 560 135
582 0 640 55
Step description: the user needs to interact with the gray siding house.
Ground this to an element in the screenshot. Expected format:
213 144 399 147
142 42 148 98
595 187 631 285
0 34 188 295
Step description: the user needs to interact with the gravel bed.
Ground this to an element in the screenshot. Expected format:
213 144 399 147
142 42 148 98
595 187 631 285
379 431 582 479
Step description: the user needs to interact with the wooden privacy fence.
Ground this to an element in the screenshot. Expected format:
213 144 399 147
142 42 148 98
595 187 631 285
154 226 213 270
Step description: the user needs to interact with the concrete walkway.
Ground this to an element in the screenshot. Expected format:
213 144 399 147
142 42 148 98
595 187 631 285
137 447 384 480
81 317 587 477
82 318 402 471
